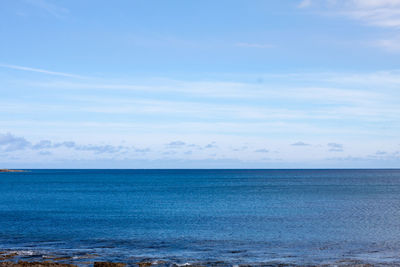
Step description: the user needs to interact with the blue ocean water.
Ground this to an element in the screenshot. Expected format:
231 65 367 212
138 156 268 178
1 169 400 265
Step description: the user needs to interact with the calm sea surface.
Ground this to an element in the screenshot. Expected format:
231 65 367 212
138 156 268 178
1 169 400 265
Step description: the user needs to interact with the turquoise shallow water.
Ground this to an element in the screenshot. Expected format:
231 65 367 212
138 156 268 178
1 169 400 265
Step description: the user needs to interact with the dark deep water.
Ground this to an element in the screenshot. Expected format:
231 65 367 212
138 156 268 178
1 169 400 266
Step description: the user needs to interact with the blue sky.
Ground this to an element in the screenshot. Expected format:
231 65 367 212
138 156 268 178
1 0 400 168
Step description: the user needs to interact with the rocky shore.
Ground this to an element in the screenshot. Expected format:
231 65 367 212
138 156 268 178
0 252 127 267
0 250 392 267
0 169 26 172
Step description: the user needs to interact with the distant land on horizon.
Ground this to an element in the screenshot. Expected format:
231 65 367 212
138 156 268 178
0 169 26 172
1 168 399 171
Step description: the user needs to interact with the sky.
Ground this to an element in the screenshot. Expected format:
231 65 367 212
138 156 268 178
1 0 400 168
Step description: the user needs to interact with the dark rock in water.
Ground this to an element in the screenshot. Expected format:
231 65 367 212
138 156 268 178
51 258 71 261
229 250 245 254
136 262 152 267
93 262 126 267
0 261 77 267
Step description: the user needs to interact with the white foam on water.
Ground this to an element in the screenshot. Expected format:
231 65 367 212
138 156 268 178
151 260 165 264
13 250 36 256
175 263 192 266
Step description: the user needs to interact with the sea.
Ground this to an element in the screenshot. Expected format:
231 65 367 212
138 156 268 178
1 169 400 266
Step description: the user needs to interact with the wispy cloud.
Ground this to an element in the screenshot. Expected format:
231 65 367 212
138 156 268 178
328 142 344 152
114 72 382 109
0 63 86 78
165 141 218 150
235 42 274 49
0 133 31 152
298 0 312 8
300 0 400 28
166 141 186 148
32 140 53 149
327 150 400 163
232 146 248 152
204 142 217 149
2 68 400 165
373 38 400 52
255 148 269 153
0 132 145 155
25 0 69 18
291 141 311 146
291 141 311 147
299 0 400 53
